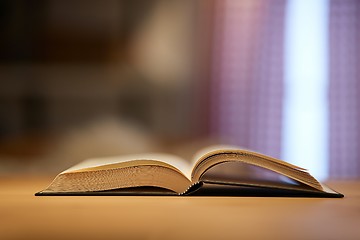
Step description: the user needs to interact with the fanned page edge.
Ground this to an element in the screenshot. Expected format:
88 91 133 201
41 164 192 194
39 153 194 195
191 146 323 192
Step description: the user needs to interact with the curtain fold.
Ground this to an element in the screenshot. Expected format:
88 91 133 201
210 0 286 158
329 0 360 178
209 0 360 179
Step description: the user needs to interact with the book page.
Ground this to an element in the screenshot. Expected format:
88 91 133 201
63 153 193 180
191 144 241 166
201 161 308 189
191 144 307 173
190 145 322 191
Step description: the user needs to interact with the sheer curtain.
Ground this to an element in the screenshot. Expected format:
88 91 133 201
329 0 360 178
209 0 360 179
210 0 286 158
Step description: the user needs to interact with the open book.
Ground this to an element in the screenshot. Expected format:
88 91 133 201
36 145 343 197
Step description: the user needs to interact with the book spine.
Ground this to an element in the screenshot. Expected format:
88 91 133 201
180 182 203 195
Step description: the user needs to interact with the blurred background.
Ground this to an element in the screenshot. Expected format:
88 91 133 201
0 0 359 180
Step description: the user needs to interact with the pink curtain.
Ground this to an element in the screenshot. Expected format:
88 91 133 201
329 0 360 179
210 0 286 158
209 0 360 179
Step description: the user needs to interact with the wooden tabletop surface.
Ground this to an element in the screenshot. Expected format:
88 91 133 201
0 176 359 240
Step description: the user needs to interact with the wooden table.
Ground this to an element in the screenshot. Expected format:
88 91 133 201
0 176 359 240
